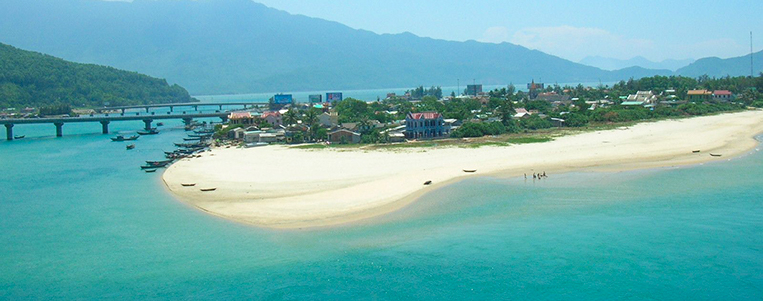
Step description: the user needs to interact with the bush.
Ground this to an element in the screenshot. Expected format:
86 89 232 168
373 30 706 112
451 121 507 138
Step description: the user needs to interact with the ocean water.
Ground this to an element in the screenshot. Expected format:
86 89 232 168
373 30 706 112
1 118 762 300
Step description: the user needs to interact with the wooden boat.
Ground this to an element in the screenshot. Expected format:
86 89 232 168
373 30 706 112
463 169 477 173
710 153 722 157
126 144 135 150
156 122 164 126
141 165 164 169
181 183 196 187
175 142 207 148
692 150 701 153
200 187 217 192
144 169 157 173
13 135 25 139
111 135 139 141
137 129 160 135
424 180 432 185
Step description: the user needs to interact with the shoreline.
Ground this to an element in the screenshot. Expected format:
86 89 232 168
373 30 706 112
162 110 763 229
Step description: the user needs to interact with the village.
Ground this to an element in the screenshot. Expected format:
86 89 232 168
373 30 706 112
218 75 756 147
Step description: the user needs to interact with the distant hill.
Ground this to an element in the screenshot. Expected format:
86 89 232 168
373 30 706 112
676 50 763 78
580 56 694 72
0 0 677 95
0 43 194 109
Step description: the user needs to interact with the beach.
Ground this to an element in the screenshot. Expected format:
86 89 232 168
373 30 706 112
162 110 763 228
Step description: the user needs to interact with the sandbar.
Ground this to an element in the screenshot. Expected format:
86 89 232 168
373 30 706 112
163 110 763 228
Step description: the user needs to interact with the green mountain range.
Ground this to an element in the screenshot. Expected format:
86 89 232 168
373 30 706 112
0 0 758 96
0 43 194 109
0 0 674 95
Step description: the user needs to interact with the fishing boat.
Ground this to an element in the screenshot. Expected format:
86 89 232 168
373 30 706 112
137 129 160 135
13 135 25 139
200 187 217 192
175 142 207 148
126 144 135 150
181 183 196 187
424 180 432 185
141 165 164 170
710 153 722 157
183 137 202 141
144 169 157 173
692 150 701 153
111 135 139 141
156 122 164 126
463 169 477 173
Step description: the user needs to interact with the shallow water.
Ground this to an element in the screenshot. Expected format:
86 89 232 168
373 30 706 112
1 120 761 300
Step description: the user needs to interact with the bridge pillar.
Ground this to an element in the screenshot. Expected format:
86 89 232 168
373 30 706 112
5 124 13 141
170 106 174 112
54 122 64 137
145 107 149 113
121 108 126 114
193 105 198 111
219 105 223 110
100 120 110 134
143 119 153 130
220 116 228 123
183 118 193 126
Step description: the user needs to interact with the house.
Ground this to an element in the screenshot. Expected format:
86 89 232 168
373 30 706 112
228 112 256 125
230 127 246 140
626 91 657 105
513 108 531 119
550 118 565 127
404 112 449 139
387 132 406 143
328 129 361 144
340 122 358 131
687 90 712 102
261 111 283 127
712 90 733 102
536 92 571 102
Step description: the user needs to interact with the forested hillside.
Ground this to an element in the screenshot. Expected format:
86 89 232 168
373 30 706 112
0 43 194 109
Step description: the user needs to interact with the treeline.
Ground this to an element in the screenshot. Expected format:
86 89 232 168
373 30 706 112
0 43 195 109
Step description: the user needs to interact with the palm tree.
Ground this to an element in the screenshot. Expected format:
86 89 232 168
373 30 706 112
283 109 299 127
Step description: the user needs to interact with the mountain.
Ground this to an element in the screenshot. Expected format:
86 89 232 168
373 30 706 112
580 56 694 72
676 50 763 78
0 0 671 95
0 43 194 109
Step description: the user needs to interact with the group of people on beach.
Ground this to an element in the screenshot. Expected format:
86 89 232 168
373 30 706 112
525 172 548 180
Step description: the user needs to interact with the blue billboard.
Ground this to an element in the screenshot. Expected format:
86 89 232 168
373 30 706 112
309 94 322 103
273 94 293 104
326 92 343 102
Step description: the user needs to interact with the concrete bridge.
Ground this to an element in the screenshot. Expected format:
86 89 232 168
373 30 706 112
100 102 266 114
1 111 231 140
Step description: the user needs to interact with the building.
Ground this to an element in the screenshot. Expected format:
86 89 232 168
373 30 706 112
309 94 322 103
261 111 283 127
712 90 733 102
536 92 571 102
318 112 339 128
527 80 545 99
687 90 712 102
513 108 531 119
466 84 483 96
626 91 658 105
328 129 361 144
405 112 448 139
228 112 256 125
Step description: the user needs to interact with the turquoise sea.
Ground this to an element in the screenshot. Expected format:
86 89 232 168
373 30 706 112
1 114 762 299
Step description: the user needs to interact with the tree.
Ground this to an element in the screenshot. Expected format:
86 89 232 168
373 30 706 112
283 108 299 126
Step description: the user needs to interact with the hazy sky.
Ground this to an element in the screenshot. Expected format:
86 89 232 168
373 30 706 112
253 0 763 62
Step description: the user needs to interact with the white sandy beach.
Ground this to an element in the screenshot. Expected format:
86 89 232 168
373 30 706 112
163 110 763 228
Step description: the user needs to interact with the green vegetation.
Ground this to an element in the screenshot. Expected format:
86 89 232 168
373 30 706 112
0 43 195 109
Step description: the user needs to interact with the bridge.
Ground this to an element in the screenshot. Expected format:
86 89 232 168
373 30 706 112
0 111 232 140
100 102 267 114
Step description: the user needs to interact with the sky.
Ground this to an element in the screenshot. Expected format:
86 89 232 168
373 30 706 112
252 0 763 63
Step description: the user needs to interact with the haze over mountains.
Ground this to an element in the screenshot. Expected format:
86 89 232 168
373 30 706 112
579 56 695 72
0 0 759 95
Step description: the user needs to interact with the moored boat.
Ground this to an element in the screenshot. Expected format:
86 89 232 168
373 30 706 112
126 144 135 150
181 183 196 187
144 169 157 173
710 153 722 157
137 129 160 135
13 135 25 139
463 169 477 173
200 187 217 192
111 135 139 141
424 180 432 185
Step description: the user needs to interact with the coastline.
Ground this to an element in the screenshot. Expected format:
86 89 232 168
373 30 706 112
162 110 763 229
